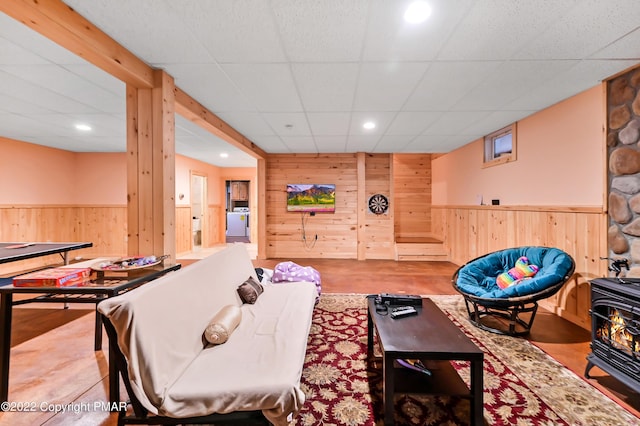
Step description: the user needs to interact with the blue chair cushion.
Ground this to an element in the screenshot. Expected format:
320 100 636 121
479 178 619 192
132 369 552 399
455 247 574 299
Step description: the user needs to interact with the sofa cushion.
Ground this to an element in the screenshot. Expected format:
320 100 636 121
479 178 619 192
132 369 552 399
160 280 318 425
203 305 242 345
237 276 264 304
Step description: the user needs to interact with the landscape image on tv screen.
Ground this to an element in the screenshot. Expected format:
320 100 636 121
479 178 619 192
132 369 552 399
286 184 336 213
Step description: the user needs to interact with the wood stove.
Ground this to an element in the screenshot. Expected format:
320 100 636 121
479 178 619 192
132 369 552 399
586 277 640 393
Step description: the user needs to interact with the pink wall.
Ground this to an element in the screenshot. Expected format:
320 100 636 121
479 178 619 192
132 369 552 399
175 155 224 206
432 85 606 206
0 137 126 205
0 138 242 207
74 152 127 204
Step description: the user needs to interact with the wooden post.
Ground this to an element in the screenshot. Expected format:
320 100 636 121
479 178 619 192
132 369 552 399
357 152 366 260
126 70 176 260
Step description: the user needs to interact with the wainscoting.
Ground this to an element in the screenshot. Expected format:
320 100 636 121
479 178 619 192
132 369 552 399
432 205 608 329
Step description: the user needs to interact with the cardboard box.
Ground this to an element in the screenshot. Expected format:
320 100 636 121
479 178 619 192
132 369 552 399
13 267 92 287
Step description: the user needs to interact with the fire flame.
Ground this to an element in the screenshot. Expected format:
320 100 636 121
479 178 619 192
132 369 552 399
597 308 640 355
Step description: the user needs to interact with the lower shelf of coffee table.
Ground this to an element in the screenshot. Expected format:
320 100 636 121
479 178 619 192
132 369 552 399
392 359 472 398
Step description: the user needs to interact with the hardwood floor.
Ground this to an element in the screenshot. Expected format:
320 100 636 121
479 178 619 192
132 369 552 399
1 256 639 425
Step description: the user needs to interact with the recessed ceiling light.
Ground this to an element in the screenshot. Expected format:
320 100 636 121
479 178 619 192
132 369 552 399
363 121 376 130
220 152 229 158
404 1 432 24
74 123 92 131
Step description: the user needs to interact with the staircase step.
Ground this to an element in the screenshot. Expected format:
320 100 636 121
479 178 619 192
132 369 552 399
395 239 448 262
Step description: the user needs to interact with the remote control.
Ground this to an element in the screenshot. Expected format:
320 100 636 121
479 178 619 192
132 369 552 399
390 307 418 319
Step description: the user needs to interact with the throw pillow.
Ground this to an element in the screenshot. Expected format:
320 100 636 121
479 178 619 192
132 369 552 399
496 256 540 289
237 276 264 304
203 304 242 345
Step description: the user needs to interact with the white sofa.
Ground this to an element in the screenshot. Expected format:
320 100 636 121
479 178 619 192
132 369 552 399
97 244 318 425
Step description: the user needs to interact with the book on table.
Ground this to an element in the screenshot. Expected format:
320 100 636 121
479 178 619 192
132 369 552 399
13 267 92 287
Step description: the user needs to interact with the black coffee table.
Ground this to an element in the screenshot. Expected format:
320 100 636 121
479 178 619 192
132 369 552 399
367 297 484 425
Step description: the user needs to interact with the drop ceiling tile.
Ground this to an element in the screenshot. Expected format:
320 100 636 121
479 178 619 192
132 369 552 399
451 60 578 111
363 0 473 61
216 112 275 137
353 62 429 111
0 38 49 65
349 112 396 136
175 114 257 167
0 93 54 114
63 64 125 99
271 0 369 62
508 59 640 113
437 0 578 61
461 111 533 137
404 134 470 153
65 0 214 64
423 111 492 135
0 13 85 64
291 63 359 112
514 0 640 60
0 69 100 114
314 136 347 152
346 135 381 152
160 64 256 113
1 64 123 113
280 136 317 153
253 136 291 153
307 112 351 136
170 0 286 63
220 63 303 112
385 112 442 135
403 61 502 111
373 135 414 153
592 27 640 60
262 113 312 136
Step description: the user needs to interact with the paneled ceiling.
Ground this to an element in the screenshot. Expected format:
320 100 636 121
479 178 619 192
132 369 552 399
2 0 640 167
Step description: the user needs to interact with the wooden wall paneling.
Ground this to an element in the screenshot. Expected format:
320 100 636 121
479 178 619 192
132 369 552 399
0 206 128 276
393 154 432 239
175 206 192 256
265 154 358 259
433 205 607 329
74 206 127 257
364 154 394 259
205 204 224 246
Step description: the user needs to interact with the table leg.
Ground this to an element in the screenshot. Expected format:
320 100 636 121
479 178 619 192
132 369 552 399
367 309 373 355
0 293 13 403
108 334 119 404
383 353 394 425
470 357 484 426
94 307 103 351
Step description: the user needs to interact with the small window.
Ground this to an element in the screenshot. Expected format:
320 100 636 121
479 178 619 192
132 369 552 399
483 123 517 167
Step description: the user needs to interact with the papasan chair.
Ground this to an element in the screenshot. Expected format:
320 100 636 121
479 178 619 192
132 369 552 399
452 246 575 336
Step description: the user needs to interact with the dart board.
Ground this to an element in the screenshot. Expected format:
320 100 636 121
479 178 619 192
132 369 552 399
368 194 389 215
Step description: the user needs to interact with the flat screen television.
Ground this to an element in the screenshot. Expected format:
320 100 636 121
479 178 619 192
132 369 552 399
286 184 336 213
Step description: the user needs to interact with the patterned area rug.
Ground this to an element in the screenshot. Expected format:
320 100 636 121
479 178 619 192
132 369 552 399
294 294 640 426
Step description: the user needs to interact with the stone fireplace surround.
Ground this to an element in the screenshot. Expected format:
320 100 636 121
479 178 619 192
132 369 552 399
607 65 640 275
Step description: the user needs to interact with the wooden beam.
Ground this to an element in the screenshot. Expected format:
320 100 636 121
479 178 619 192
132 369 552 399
357 152 366 260
126 71 176 259
1 0 154 88
175 88 267 160
257 158 267 259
